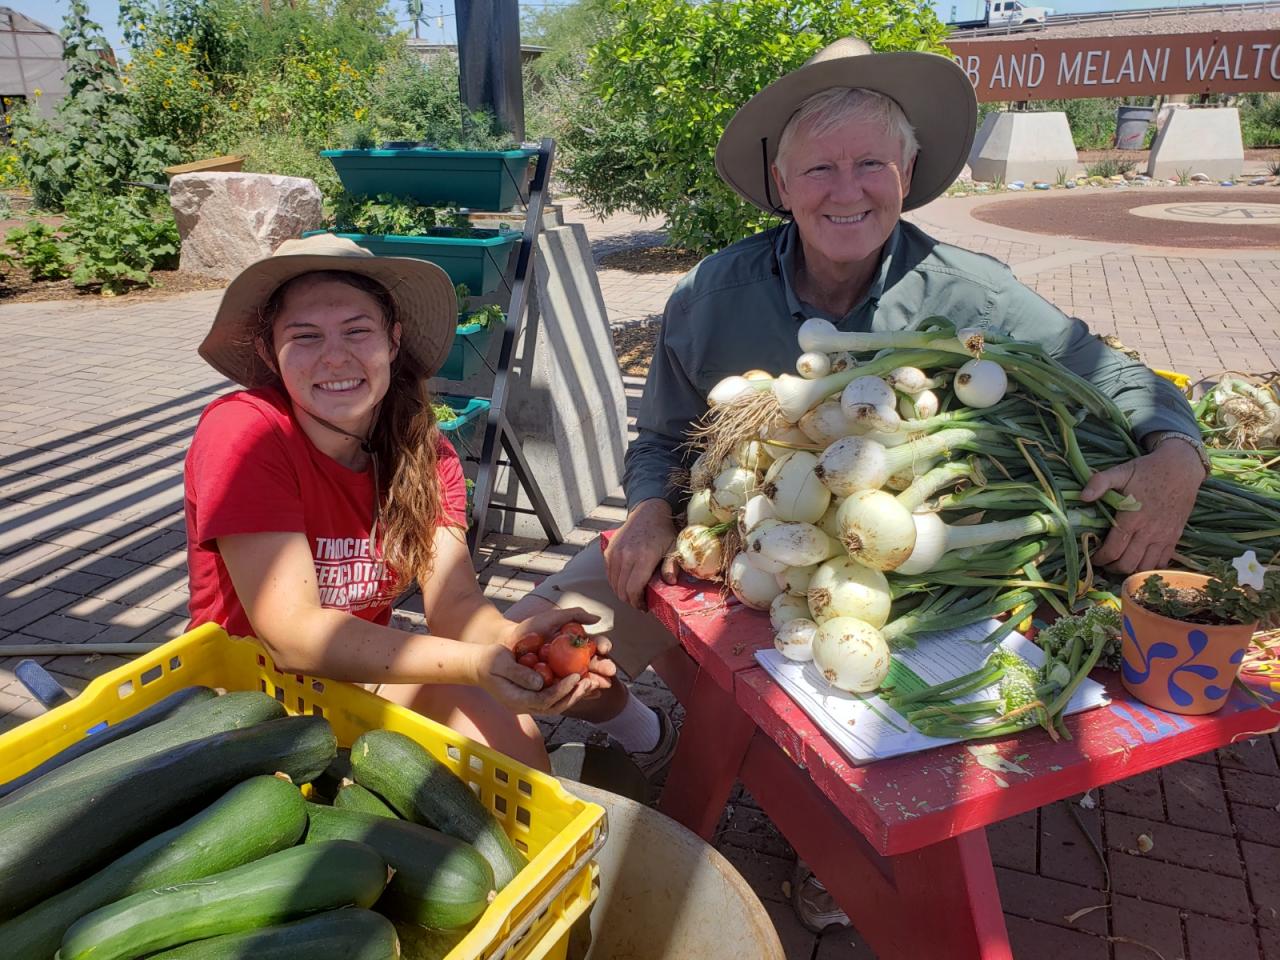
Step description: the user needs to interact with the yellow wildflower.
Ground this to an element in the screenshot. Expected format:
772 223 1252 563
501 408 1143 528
32 88 41 97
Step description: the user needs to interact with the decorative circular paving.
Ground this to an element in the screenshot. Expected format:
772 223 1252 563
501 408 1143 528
970 188 1280 249
1127 202 1280 226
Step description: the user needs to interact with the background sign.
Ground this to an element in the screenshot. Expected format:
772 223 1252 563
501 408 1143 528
945 32 1280 101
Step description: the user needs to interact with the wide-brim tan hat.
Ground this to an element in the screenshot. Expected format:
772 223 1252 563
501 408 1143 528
716 37 977 214
200 234 457 388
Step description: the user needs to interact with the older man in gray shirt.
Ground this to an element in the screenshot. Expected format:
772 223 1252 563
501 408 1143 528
505 38 1207 781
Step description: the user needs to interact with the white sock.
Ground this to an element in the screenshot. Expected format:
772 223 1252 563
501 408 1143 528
598 691 661 753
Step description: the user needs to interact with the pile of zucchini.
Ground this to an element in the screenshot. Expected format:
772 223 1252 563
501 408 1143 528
0 686 530 960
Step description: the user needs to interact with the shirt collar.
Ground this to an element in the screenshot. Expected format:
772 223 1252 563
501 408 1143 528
777 220 904 323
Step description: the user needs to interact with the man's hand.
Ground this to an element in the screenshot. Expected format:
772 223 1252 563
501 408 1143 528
1080 439 1205 574
604 498 678 609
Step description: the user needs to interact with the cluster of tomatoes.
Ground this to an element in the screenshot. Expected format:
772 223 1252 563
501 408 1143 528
512 622 598 687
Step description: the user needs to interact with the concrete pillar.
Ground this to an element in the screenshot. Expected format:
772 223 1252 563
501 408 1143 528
436 222 627 540
1146 108 1243 181
968 111 1078 184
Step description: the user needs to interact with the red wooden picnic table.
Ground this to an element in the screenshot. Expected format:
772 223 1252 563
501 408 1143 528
643 572 1280 960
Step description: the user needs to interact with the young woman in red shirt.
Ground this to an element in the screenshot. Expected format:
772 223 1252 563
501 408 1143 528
184 234 612 770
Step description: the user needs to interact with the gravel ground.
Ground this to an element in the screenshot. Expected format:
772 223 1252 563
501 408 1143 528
953 6 1280 41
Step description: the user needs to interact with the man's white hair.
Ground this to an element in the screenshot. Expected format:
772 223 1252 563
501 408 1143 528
775 87 919 179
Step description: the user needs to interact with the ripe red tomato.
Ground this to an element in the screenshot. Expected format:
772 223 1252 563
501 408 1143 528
546 633 597 679
518 652 540 669
537 643 552 663
513 633 544 658
559 621 588 640
533 662 555 688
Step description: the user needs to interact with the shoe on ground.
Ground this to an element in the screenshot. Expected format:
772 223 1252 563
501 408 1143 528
791 860 851 933
626 705 679 779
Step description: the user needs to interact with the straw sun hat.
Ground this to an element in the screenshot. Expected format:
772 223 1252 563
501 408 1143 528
199 234 457 388
715 37 977 214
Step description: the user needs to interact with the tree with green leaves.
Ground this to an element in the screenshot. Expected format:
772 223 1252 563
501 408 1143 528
560 0 948 254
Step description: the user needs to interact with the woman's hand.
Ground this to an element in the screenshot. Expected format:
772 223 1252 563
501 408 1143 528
467 640 611 716
501 606 617 700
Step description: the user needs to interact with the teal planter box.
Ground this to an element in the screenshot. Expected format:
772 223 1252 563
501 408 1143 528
438 314 505 382
306 230 520 295
437 395 490 453
321 148 536 210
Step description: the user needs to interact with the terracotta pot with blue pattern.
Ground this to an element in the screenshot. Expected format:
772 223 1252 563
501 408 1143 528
1120 571 1255 715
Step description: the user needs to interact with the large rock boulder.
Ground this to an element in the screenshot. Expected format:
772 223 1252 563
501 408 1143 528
169 173 324 279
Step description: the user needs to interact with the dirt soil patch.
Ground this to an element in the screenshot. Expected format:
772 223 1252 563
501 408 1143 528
0 265 226 304
612 320 660 377
599 245 701 274
970 187 1280 249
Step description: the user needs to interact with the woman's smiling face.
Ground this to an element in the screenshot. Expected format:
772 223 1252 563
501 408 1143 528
268 275 400 441
772 115 914 279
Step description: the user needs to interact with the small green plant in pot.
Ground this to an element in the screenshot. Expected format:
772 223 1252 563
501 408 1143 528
1119 553 1279 714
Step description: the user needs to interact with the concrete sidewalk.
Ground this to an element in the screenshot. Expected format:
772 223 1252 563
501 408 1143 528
0 192 1278 959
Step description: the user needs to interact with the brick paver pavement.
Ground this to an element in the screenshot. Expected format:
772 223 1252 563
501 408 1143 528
2 189 1279 959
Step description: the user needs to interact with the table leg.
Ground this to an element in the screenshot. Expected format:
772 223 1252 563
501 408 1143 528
740 731 1012 960
656 661 757 840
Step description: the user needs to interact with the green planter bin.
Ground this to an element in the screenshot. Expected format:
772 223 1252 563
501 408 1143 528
305 230 520 295
320 148 536 210
438 314 505 382
437 395 490 454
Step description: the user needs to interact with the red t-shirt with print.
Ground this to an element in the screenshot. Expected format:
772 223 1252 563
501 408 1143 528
184 386 467 638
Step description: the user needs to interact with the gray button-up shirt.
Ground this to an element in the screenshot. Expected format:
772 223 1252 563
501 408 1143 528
624 219 1197 511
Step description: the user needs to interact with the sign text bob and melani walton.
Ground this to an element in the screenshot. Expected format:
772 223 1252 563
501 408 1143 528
945 32 1280 101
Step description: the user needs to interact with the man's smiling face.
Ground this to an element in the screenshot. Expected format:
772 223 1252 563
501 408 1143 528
772 116 915 279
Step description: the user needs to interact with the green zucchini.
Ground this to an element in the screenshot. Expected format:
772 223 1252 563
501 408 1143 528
334 780 399 818
0 686 217 800
395 920 467 960
306 803 495 929
0 774 307 960
309 747 353 803
59 840 389 960
144 909 400 960
0 715 335 921
350 730 527 890
0 691 286 807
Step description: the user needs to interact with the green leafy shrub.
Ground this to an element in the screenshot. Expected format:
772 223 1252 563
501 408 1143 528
5 222 74 281
1239 93 1280 148
362 53 516 150
60 188 180 294
123 35 221 146
13 2 179 210
331 193 478 236
562 0 949 254
333 193 440 235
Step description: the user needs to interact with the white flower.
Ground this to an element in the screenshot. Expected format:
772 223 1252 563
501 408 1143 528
1232 550 1265 590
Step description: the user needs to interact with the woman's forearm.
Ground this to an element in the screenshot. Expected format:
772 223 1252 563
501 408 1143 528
259 607 481 685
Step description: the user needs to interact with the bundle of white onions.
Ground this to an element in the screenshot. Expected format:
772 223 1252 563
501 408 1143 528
670 317 1280 700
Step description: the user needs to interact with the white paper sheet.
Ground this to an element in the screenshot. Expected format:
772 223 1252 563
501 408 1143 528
754 619 1110 765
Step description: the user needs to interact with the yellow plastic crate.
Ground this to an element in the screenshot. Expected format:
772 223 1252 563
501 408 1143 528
1155 368 1192 391
0 624 606 960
